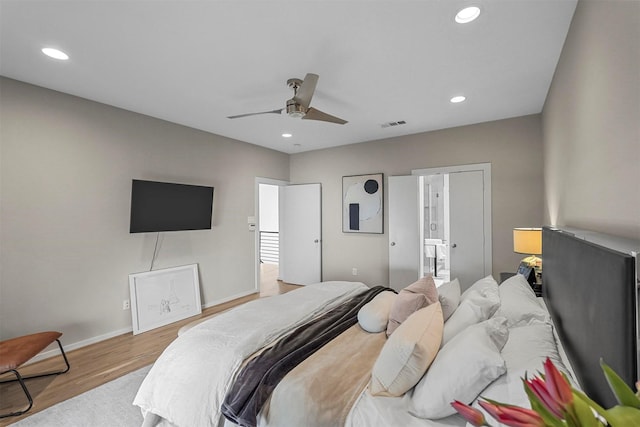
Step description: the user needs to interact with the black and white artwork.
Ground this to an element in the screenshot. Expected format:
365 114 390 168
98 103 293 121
342 173 383 234
129 264 202 334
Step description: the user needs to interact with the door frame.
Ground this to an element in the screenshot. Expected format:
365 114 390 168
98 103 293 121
411 163 492 278
255 177 289 292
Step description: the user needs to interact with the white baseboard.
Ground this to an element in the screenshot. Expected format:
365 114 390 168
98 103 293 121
202 289 258 309
26 326 134 365
25 289 258 365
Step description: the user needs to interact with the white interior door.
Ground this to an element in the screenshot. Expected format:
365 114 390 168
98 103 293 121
279 183 322 285
388 175 424 291
449 170 486 290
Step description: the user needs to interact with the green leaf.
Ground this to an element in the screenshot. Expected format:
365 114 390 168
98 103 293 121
572 393 603 427
605 405 640 427
601 359 640 409
573 388 612 425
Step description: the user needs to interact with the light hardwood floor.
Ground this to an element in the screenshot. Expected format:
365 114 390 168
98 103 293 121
0 264 297 426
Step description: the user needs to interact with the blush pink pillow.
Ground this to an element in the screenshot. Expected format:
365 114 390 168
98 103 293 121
387 275 439 336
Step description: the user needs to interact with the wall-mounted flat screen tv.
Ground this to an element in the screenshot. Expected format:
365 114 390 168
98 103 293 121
130 179 214 233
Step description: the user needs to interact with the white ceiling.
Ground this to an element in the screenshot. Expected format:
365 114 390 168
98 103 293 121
0 0 577 154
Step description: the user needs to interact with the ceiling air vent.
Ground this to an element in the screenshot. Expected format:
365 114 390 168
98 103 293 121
381 120 407 128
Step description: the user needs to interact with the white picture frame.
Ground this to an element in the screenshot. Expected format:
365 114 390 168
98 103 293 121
129 264 202 335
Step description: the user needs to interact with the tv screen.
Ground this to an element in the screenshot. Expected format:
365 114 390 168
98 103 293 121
130 179 214 233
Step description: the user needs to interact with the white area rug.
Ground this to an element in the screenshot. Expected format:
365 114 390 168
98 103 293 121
11 365 151 427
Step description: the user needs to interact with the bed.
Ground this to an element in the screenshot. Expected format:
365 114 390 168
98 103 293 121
134 227 639 427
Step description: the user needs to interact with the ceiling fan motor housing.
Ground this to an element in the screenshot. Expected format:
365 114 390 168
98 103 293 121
286 98 306 118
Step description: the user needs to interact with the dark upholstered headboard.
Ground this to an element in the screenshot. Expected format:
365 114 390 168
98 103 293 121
542 227 638 407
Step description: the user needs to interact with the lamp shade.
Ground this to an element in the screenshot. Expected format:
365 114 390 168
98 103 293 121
513 228 542 255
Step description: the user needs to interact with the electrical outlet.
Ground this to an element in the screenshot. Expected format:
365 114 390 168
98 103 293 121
122 299 130 310
352 268 358 276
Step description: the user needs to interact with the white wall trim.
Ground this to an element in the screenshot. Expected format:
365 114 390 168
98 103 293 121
411 162 492 176
26 290 258 366
25 326 134 365
201 289 257 309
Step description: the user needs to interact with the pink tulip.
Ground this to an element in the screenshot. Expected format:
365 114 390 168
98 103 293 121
479 400 545 427
543 357 573 407
523 358 575 419
525 376 564 418
451 400 487 426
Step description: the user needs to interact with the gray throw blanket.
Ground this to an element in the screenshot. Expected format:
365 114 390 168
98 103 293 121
221 286 391 427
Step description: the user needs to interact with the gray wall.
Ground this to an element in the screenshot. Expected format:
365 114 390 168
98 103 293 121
0 78 289 345
543 0 640 239
290 114 544 287
3 0 638 350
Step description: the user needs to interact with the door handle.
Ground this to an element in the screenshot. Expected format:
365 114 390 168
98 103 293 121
390 242 396 246
451 243 457 248
314 239 319 243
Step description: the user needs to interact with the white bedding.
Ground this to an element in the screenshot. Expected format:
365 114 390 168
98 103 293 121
347 392 466 427
134 281 368 427
346 309 574 427
136 275 578 427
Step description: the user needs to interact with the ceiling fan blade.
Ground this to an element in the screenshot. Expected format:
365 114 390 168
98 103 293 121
293 73 319 109
303 107 348 125
227 108 283 119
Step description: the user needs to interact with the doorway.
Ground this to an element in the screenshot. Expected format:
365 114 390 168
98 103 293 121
413 163 491 291
256 178 286 296
255 178 323 294
421 173 450 284
257 181 282 296
388 163 491 292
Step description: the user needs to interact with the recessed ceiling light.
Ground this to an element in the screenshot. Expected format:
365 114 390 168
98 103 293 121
450 95 467 103
282 133 292 138
42 47 69 60
455 6 481 24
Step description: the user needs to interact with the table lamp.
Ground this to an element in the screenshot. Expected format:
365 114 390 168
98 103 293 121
513 227 542 281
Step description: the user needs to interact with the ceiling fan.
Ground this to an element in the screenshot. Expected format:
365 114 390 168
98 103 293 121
227 73 348 125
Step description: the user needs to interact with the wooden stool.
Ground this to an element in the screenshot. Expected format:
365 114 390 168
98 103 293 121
0 331 70 418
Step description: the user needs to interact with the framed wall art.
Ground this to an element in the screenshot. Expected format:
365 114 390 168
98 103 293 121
129 264 202 334
342 173 384 234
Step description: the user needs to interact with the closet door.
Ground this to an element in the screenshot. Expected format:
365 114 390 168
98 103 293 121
449 170 486 290
388 176 424 291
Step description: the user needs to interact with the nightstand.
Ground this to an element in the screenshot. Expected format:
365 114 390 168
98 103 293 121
531 282 542 297
499 272 516 283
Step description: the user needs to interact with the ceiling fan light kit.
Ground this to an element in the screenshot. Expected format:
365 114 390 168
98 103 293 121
228 73 348 125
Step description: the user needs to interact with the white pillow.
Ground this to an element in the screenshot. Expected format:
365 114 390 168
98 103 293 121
442 287 500 345
494 274 549 327
370 302 443 397
358 290 397 333
461 275 499 300
469 286 501 319
437 278 460 321
410 317 508 419
471 322 575 418
501 322 569 378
